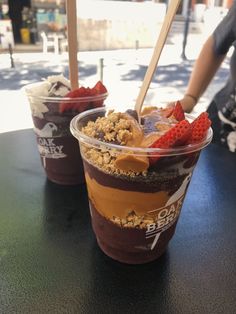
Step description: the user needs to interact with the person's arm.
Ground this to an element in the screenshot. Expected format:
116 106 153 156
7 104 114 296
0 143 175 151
180 35 226 112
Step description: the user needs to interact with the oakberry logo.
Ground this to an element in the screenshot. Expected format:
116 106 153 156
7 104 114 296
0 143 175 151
37 137 66 159
146 195 184 250
146 173 191 250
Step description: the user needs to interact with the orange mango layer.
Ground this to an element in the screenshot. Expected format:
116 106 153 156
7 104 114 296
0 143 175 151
85 172 170 220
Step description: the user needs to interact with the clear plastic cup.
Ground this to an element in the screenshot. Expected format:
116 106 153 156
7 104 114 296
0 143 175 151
25 83 108 185
70 108 213 263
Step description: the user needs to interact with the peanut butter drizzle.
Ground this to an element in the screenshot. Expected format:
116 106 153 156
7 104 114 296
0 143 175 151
85 172 169 220
141 106 158 116
121 113 143 147
140 132 161 147
114 114 162 172
115 154 149 172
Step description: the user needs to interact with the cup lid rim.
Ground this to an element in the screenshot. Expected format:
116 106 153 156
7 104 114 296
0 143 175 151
23 82 108 102
70 107 213 156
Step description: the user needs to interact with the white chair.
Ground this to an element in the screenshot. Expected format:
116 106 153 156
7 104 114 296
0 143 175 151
40 31 59 54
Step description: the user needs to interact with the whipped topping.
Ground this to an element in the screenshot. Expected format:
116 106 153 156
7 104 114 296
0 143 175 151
47 74 71 97
25 75 71 118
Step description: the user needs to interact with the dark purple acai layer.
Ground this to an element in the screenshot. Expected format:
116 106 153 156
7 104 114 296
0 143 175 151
83 153 197 193
83 156 198 264
37 134 84 185
90 202 178 264
32 109 84 185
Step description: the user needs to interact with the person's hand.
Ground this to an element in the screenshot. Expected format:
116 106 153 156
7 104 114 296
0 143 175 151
179 94 197 113
167 94 197 113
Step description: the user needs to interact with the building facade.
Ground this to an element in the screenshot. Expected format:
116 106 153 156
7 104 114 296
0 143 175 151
0 0 232 46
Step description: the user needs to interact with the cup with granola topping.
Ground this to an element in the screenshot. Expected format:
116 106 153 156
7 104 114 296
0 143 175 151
70 104 212 264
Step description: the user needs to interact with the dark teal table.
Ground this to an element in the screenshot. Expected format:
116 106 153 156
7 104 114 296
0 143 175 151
0 129 236 314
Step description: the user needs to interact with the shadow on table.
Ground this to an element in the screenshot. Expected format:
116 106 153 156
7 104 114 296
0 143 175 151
86 245 171 313
43 180 90 233
42 179 171 313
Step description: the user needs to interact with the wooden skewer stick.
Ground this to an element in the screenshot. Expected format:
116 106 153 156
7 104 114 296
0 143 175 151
134 0 181 116
66 0 79 90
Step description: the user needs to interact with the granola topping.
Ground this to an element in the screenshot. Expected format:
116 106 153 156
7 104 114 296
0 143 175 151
111 211 156 229
82 111 134 145
80 108 176 175
81 145 147 177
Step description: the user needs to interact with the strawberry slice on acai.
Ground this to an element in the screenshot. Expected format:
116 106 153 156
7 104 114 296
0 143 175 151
92 81 108 108
93 80 107 94
149 119 191 164
59 81 107 113
187 112 211 144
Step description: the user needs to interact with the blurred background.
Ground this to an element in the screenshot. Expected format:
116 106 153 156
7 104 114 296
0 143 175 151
0 0 232 133
0 0 232 48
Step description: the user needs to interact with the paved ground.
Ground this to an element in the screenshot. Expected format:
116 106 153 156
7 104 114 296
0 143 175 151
0 32 230 133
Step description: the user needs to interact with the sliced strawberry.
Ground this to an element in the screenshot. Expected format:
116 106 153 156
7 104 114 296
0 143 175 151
93 80 107 94
149 119 191 164
187 112 211 144
91 81 108 108
59 82 107 113
172 101 185 121
59 86 88 113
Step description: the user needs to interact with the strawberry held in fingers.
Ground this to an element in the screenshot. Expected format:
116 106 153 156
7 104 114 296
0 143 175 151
162 106 174 118
172 101 185 121
163 101 185 121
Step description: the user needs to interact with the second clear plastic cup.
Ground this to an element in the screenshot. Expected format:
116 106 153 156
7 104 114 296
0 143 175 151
25 83 108 185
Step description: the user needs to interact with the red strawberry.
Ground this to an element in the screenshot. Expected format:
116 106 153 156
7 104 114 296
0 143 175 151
71 86 88 97
93 80 107 94
59 86 90 113
60 81 108 113
149 119 191 164
187 112 211 144
91 81 108 108
172 101 185 121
